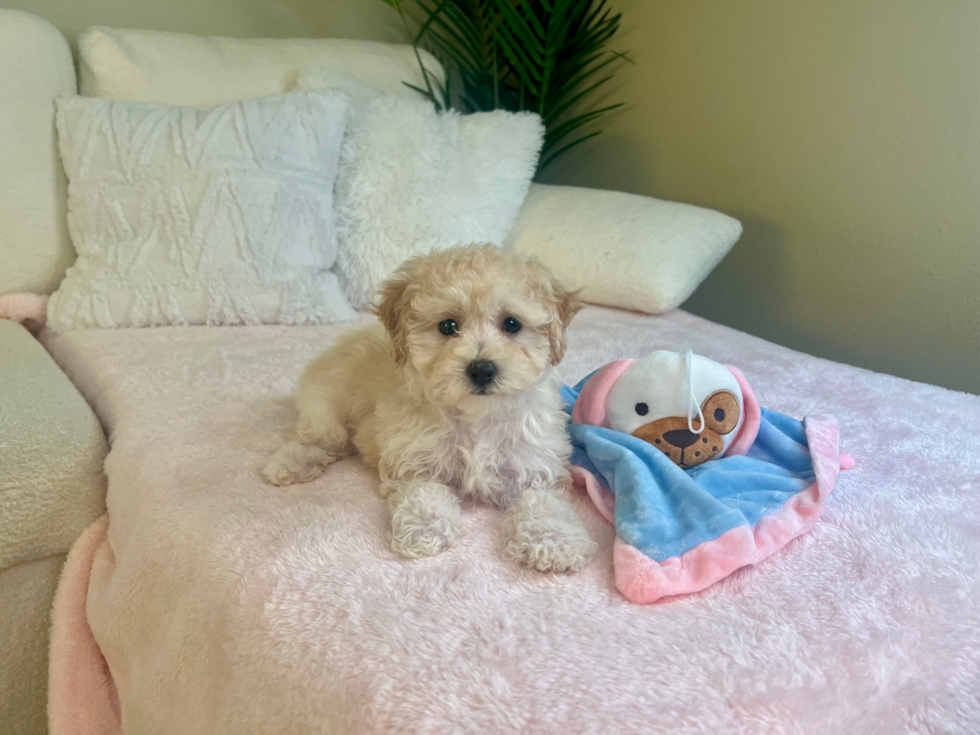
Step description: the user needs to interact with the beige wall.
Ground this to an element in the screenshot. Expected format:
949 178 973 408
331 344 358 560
542 0 980 394
283 0 405 44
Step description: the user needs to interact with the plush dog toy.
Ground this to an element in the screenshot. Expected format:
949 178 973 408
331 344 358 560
572 350 754 468
563 350 854 604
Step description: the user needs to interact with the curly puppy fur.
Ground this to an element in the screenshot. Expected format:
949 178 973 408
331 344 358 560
265 245 595 572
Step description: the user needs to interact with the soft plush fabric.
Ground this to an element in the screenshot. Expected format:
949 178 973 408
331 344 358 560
0 554 66 735
0 319 107 571
507 183 743 314
48 516 120 735
43 307 980 733
0 9 76 295
48 92 353 330
297 68 544 309
78 26 443 108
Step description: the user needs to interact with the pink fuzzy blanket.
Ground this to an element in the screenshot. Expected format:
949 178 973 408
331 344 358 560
43 307 980 733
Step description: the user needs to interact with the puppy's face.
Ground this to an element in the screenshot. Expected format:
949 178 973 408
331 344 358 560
374 245 581 414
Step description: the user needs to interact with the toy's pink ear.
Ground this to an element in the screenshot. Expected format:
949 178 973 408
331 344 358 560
571 359 634 427
724 366 760 456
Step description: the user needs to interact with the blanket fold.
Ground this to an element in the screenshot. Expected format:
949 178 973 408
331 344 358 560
49 514 121 735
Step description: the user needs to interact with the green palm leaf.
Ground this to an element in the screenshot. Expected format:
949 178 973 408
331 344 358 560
540 130 601 171
542 102 623 156
382 0 629 173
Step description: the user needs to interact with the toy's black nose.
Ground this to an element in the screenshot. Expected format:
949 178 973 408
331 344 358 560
663 429 699 448
467 360 497 387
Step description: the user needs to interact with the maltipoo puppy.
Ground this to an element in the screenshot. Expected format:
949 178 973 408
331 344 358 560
264 244 596 572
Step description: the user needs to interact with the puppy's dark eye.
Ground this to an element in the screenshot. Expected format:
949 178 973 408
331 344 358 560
635 402 649 416
438 319 458 336
714 408 725 422
503 316 522 334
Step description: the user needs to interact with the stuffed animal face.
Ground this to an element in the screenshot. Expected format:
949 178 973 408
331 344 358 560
605 352 744 468
571 350 754 469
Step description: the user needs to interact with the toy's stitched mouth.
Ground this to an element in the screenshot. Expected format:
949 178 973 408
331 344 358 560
678 447 700 468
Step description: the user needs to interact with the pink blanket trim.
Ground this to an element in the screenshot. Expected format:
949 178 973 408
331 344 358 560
0 292 48 332
49 514 122 735
575 415 852 604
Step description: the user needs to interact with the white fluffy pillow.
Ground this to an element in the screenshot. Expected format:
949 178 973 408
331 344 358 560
297 66 544 309
49 92 354 330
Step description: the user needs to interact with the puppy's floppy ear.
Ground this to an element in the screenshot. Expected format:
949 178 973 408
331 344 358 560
546 283 583 365
531 261 582 365
371 270 414 367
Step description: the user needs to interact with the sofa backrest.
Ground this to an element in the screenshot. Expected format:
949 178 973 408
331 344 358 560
78 26 443 108
0 9 76 296
0 13 442 296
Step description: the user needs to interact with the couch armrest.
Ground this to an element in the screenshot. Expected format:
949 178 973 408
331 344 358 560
506 183 742 314
0 320 107 571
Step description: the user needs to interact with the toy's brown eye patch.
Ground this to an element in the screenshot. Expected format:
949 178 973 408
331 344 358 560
701 390 739 434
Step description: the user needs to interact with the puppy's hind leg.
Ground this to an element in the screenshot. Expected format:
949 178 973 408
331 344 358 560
263 441 334 486
264 400 349 487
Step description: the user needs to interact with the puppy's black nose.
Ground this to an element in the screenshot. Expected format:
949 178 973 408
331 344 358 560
467 360 497 387
663 429 699 449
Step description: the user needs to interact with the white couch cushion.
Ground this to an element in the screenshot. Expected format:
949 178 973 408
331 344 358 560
0 9 76 296
0 320 107 571
49 92 354 329
78 26 443 107
0 554 66 735
507 184 743 314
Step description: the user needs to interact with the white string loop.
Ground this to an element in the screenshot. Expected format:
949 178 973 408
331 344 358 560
685 349 705 434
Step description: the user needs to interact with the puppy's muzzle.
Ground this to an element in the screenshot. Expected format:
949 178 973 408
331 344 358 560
467 360 497 391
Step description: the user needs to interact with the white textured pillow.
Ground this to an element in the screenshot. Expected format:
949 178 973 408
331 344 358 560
49 92 354 330
297 67 544 309
507 184 743 314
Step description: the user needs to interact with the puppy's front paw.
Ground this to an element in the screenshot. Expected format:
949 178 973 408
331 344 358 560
504 492 596 573
508 526 596 573
389 504 463 559
264 441 334 486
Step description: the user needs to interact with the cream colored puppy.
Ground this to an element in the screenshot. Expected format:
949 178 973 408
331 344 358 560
264 244 596 572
